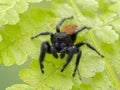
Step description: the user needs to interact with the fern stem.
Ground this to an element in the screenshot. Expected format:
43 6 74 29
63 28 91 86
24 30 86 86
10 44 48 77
66 0 82 16
89 31 120 90
67 0 120 89
105 58 120 89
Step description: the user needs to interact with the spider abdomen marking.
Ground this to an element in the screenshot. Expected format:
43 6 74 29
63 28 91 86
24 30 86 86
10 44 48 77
61 24 78 35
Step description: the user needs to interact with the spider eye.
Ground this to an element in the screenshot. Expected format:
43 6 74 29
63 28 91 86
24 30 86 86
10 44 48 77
56 37 63 42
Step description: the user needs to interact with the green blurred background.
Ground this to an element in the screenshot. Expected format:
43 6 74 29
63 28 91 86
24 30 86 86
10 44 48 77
0 59 31 90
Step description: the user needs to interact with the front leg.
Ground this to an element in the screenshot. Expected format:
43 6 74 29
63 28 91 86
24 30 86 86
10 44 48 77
31 32 54 39
39 41 51 73
50 46 58 58
73 50 82 77
60 47 67 59
56 16 74 32
61 46 76 72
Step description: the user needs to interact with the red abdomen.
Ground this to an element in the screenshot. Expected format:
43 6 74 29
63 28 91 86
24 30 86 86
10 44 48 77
61 24 78 35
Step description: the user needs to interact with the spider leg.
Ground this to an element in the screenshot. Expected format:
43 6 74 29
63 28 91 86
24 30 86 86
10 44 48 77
31 32 54 39
60 47 67 59
71 26 91 42
61 46 75 72
39 41 51 73
74 26 91 35
75 42 104 57
56 16 74 32
51 46 58 58
73 50 82 77
77 69 82 80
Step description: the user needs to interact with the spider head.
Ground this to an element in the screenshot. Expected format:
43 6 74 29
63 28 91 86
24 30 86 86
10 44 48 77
51 33 73 52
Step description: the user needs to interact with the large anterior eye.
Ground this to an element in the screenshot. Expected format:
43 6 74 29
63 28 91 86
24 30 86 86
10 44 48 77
56 37 63 42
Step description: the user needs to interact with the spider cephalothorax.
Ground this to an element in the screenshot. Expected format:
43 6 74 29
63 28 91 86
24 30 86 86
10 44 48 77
31 16 104 77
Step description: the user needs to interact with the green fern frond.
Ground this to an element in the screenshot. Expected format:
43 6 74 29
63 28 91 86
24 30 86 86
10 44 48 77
0 0 119 90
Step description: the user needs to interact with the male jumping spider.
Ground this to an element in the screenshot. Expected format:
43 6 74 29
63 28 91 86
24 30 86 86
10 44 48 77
31 16 104 77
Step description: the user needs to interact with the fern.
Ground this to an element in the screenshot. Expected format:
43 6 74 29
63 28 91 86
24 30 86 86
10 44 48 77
0 0 120 90
0 0 42 26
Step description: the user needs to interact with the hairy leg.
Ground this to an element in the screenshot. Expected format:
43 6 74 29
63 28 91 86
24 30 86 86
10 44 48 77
50 46 58 58
56 16 74 32
73 50 82 77
61 46 76 72
39 41 51 73
31 32 53 39
75 42 104 57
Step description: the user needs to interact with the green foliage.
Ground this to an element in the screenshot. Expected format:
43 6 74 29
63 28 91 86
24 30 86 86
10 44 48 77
0 0 120 90
94 26 118 43
0 0 42 26
6 84 34 90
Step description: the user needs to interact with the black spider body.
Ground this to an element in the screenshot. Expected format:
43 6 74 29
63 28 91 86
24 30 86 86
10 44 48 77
51 33 73 52
31 16 104 77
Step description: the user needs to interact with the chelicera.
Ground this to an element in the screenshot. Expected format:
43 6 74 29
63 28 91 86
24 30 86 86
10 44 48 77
31 16 104 77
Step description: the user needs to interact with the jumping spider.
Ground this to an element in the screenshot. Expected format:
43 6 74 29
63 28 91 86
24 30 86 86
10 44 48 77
31 16 104 77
